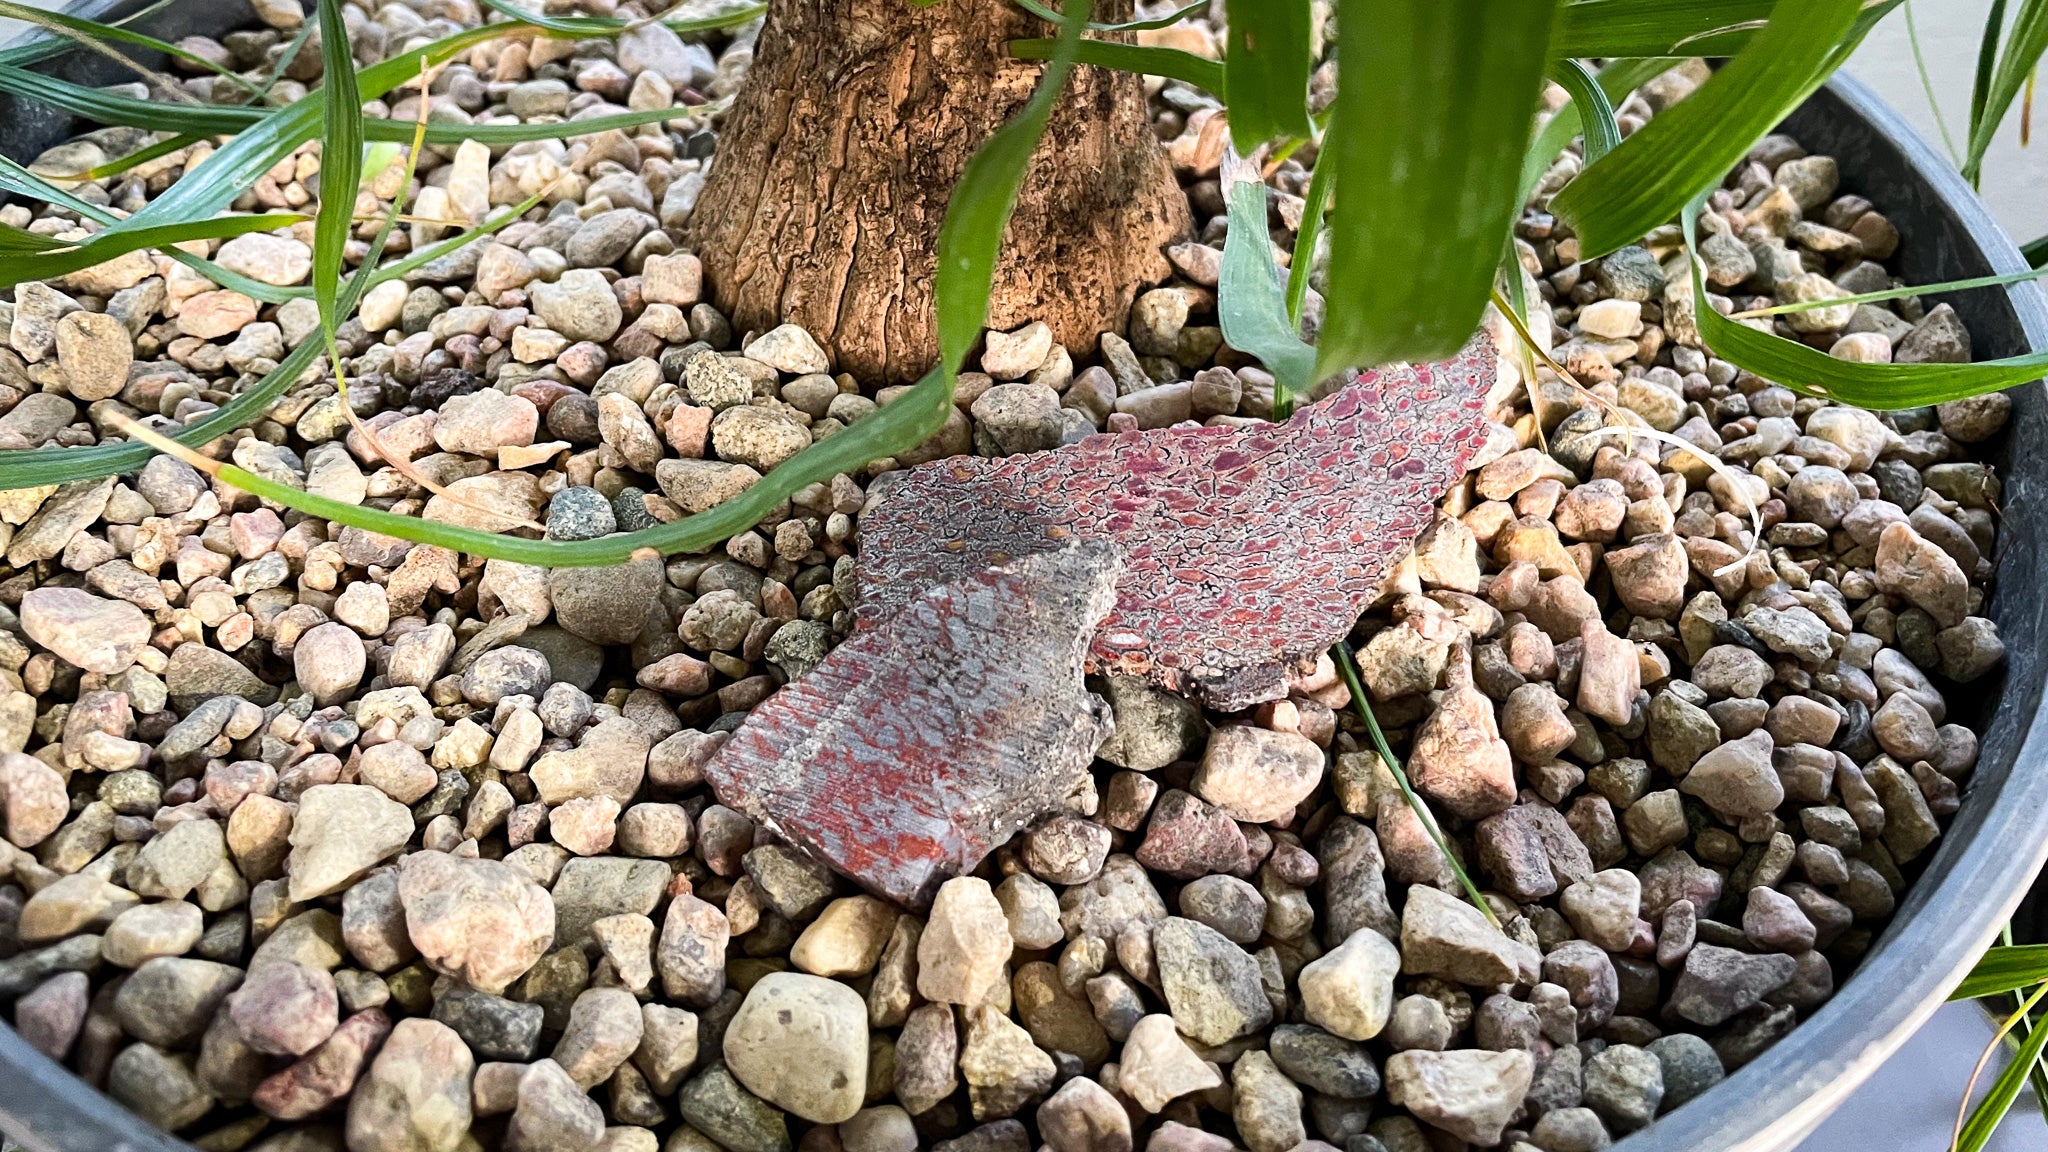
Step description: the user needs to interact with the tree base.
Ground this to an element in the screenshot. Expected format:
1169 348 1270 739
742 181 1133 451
691 0 1192 384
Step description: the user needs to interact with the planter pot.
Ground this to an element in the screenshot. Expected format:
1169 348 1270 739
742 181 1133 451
1603 75 2048 1152
2 6 2048 1149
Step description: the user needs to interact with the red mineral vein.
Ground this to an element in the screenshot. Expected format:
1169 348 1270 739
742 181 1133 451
856 339 1498 709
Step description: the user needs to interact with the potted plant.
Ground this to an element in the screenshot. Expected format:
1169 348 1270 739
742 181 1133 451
0 2 2046 1151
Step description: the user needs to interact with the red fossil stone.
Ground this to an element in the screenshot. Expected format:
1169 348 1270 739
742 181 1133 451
856 340 1497 710
701 542 1119 908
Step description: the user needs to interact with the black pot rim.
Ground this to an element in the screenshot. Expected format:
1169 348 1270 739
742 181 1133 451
2 13 2048 1152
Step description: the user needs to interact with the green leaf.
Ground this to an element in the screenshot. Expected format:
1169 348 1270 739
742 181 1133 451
403 107 696 143
1993 923 2048 1118
1903 0 1964 166
2024 232 2048 266
1332 641 1500 929
0 199 542 491
0 0 182 69
0 154 304 304
1009 37 1223 92
0 0 267 100
1219 177 1315 412
1958 984 2048 1152
52 23 511 258
1681 196 2048 408
1224 0 1314 151
257 18 319 103
1731 265 2048 318
1548 58 1619 165
0 338 326 490
1286 137 1333 327
0 210 309 288
1555 0 1771 57
1975 0 2012 131
1551 0 1862 262
1965 0 2048 182
0 25 527 487
80 132 202 182
479 0 767 36
1315 0 1561 376
1012 0 1207 32
0 66 698 148
0 227 67 254
313 0 361 349
1517 56 1675 208
1552 0 1898 58
0 66 259 136
1955 946 2048 1002
360 191 548 291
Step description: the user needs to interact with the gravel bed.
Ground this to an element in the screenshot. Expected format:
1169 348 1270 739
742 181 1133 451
0 9 2017 1152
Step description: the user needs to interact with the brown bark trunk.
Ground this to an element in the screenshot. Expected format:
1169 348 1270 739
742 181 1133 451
691 0 1191 384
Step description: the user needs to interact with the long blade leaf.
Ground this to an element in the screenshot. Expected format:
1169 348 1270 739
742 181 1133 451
1964 0 2048 182
0 154 303 303
1517 56 1675 207
0 0 266 99
1975 0 2013 132
1554 0 1893 58
1681 196 2048 408
0 0 180 69
1551 0 1862 261
1223 0 1314 151
0 66 696 147
0 200 547 489
1955 946 2048 1002
0 226 70 253
1555 0 1774 56
479 0 766 36
1315 0 1560 375
313 0 360 345
936 0 1090 370
1548 58 1619 165
1957 987 2048 1152
80 132 202 182
1332 641 1500 929
1011 0 1207 32
17 21 534 261
0 210 308 287
1286 135 1333 327
1009 37 1223 92
1731 265 2048 318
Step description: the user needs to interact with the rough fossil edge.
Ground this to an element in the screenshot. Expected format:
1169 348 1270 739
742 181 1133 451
701 540 1122 908
855 338 1501 710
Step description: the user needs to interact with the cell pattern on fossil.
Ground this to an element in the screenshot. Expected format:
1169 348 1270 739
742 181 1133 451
856 339 1499 709
701 542 1120 908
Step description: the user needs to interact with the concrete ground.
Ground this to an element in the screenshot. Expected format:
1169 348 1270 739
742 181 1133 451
1847 0 2048 246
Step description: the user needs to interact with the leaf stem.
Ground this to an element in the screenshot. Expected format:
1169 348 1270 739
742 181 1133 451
1727 265 2048 318
1286 132 1333 329
1955 981 2048 1151
1331 640 1500 930
1904 0 1965 166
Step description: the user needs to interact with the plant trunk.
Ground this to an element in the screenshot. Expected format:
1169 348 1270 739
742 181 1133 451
691 0 1191 384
